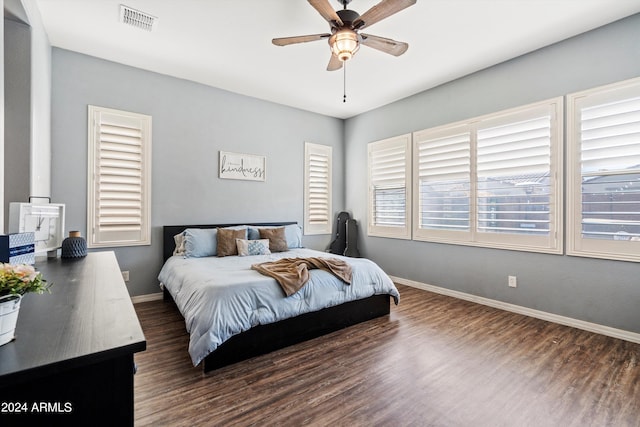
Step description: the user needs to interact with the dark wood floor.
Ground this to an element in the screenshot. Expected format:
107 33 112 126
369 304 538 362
133 285 640 426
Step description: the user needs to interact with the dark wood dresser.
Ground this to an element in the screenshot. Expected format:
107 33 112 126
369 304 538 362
0 251 146 426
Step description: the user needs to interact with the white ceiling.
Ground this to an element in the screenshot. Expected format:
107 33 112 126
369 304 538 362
33 0 640 119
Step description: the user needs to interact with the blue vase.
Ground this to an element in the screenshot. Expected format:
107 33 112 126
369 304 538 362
61 231 87 258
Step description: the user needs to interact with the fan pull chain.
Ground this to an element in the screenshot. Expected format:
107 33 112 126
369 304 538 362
343 62 347 103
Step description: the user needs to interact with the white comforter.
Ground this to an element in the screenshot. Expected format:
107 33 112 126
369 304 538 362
158 248 400 366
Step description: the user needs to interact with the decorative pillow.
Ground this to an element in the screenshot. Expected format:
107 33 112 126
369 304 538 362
259 227 288 252
236 239 271 256
184 228 218 258
249 224 303 248
217 228 247 257
173 232 186 256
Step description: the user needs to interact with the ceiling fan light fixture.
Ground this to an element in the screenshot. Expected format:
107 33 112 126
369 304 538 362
329 29 360 62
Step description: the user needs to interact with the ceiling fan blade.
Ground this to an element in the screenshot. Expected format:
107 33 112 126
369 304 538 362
327 54 343 71
272 33 331 46
353 0 416 30
308 0 343 26
361 33 409 56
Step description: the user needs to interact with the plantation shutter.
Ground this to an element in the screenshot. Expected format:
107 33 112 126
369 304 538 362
412 98 562 252
368 134 411 239
579 96 640 240
416 129 471 233
567 77 640 262
304 143 332 235
476 114 553 236
88 106 151 247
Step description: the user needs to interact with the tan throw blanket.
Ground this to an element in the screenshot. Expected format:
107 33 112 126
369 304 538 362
252 257 352 297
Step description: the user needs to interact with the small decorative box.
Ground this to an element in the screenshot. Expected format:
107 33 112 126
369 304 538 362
0 232 35 265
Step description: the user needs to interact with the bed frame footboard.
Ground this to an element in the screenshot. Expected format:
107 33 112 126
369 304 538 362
203 294 390 372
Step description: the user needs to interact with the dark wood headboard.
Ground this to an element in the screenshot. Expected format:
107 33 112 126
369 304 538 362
163 222 297 262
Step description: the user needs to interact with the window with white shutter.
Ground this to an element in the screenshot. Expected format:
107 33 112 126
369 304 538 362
413 125 471 243
87 106 151 248
567 77 640 262
412 98 563 253
474 100 562 252
304 142 332 235
368 134 412 239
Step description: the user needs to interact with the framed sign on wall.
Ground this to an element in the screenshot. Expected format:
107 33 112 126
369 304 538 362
219 151 266 181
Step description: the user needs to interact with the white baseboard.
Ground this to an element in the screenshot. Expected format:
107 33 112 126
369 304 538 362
390 275 640 345
131 292 163 304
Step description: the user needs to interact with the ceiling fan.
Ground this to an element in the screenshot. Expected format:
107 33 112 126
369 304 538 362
272 0 416 71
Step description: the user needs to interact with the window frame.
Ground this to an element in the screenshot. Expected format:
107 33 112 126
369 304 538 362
566 77 640 262
87 105 152 248
304 142 333 235
368 134 412 240
412 97 564 254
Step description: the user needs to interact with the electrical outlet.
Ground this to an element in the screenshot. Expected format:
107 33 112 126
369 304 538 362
122 271 130 282
508 275 517 288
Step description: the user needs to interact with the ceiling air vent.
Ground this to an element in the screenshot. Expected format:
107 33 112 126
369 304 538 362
119 5 157 32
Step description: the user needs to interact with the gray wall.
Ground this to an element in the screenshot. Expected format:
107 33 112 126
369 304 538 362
344 14 640 333
51 48 344 296
3 18 30 228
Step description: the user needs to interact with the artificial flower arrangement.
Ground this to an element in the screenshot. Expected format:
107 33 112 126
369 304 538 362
0 263 50 297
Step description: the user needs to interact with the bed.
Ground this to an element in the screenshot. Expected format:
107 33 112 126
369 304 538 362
160 222 399 372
